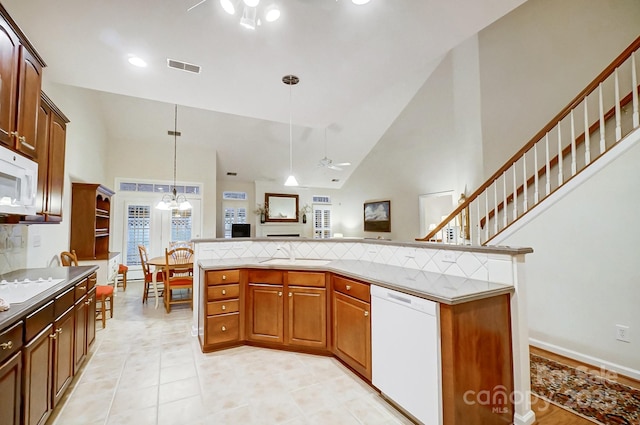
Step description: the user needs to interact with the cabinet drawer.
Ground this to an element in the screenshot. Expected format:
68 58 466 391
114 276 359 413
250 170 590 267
207 299 239 316
87 273 97 291
0 321 23 364
206 313 239 344
74 279 89 300
287 271 326 288
207 284 239 301
206 270 240 285
333 276 370 302
248 270 283 284
25 300 54 342
54 287 75 318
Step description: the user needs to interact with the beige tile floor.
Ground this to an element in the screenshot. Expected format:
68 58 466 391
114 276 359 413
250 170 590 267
49 280 413 425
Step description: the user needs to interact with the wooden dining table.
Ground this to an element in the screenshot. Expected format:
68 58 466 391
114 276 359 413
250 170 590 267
147 256 194 309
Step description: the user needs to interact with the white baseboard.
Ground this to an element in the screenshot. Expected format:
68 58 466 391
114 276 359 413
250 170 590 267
513 410 536 425
530 338 640 381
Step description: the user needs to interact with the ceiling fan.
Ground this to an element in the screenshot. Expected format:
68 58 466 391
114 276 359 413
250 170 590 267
318 128 351 171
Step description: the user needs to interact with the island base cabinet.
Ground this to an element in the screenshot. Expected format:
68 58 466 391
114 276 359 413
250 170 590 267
206 313 240 345
332 291 371 380
247 283 284 344
0 352 22 425
287 287 326 349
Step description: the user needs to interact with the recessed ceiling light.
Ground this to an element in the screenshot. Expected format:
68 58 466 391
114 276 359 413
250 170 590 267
128 56 147 67
220 0 236 14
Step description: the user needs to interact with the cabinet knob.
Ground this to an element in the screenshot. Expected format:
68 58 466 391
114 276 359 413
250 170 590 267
221 305 226 311
346 285 351 291
288 292 292 297
0 341 13 350
221 289 226 295
278 292 283 297
221 326 227 332
222 275 226 280
364 311 369 317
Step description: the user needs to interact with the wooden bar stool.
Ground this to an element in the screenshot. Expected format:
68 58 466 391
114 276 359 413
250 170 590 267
95 285 114 328
116 264 128 291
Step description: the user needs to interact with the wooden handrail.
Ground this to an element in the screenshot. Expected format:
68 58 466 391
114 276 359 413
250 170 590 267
417 35 640 242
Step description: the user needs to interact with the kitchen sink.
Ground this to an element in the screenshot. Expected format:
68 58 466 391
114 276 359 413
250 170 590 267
259 258 332 266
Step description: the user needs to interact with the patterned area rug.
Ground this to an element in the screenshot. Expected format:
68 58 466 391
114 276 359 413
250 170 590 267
530 353 640 425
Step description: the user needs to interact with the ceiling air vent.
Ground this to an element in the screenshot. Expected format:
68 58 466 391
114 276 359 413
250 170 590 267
167 58 201 74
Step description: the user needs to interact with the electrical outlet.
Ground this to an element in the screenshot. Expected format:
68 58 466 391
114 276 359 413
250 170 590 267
616 324 630 343
442 251 456 263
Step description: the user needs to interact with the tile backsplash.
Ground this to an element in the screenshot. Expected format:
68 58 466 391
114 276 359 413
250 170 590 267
0 225 28 275
196 240 517 285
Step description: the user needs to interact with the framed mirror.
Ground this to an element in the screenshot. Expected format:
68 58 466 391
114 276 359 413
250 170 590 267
265 193 299 222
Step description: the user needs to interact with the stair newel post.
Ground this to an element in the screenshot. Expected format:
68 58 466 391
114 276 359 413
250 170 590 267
533 143 539 204
502 171 508 229
522 153 528 213
614 67 622 142
493 181 498 237
512 166 518 222
584 97 591 165
570 110 577 176
598 83 606 154
557 124 563 186
545 132 551 196
632 51 639 128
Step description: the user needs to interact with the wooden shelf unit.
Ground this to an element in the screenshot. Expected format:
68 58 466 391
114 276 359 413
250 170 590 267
70 183 115 260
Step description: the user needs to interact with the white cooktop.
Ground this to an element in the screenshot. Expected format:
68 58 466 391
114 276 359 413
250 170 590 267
0 277 65 304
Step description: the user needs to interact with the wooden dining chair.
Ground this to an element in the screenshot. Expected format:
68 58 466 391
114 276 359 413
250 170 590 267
60 250 113 328
163 247 193 313
138 245 164 304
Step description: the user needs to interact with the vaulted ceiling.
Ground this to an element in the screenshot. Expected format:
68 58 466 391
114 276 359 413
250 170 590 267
3 0 526 188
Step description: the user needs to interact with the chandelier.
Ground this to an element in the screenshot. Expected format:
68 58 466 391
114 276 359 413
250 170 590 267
220 0 281 30
156 105 193 211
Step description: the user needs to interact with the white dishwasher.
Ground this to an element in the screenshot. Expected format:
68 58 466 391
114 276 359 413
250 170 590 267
371 285 441 425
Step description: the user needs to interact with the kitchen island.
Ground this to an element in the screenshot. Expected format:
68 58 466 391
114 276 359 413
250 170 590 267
193 238 535 425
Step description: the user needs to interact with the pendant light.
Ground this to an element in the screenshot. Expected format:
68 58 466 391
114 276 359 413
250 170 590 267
156 104 193 211
283 74 299 187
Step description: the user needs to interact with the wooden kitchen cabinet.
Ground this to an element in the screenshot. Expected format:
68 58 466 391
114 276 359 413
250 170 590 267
51 306 74 408
202 269 242 350
247 282 284 344
73 274 97 372
70 183 115 260
35 93 68 221
0 9 44 159
332 275 371 380
0 321 23 425
286 272 327 350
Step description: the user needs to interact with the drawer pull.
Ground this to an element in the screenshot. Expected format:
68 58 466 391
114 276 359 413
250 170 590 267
222 275 226 280
78 285 86 290
221 326 227 332
221 305 226 311
364 311 369 317
221 289 226 295
0 341 13 350
346 285 351 291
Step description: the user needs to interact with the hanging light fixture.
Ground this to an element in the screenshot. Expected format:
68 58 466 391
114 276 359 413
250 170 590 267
282 74 299 187
218 0 280 30
156 105 193 211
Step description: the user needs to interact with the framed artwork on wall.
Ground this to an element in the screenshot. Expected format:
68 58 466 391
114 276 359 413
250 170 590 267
364 200 391 232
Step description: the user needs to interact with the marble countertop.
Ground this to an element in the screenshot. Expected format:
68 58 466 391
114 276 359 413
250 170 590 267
0 266 99 331
198 258 513 305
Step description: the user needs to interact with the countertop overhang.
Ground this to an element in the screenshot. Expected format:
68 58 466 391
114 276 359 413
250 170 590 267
198 258 513 305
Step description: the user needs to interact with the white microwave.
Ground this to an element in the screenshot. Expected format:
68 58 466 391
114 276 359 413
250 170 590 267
0 146 38 216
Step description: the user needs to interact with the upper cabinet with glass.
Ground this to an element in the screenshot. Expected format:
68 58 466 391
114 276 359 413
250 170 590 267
265 193 299 223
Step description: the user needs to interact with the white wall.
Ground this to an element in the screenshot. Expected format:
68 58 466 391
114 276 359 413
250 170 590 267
478 0 640 176
500 134 640 374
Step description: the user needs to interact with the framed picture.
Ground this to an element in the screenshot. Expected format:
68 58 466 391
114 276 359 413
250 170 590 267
364 200 391 232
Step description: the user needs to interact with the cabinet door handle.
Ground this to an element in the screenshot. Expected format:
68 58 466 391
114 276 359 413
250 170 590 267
49 333 57 340
221 326 227 332
222 275 226 280
346 285 351 291
56 328 63 334
364 311 369 317
10 131 19 140
288 292 292 297
221 305 226 311
17 135 26 143
0 341 13 350
85 299 91 305
221 289 226 295
278 292 282 297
